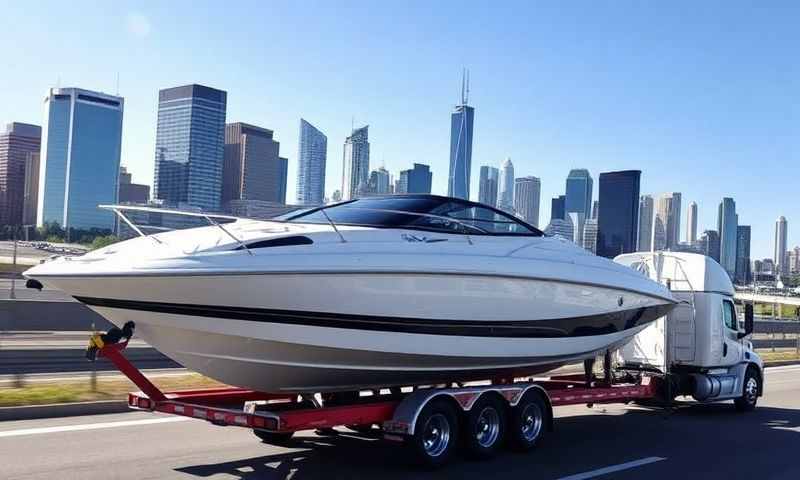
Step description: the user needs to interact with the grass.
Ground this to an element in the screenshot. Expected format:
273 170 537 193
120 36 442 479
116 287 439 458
0 372 225 407
754 303 800 318
758 349 800 363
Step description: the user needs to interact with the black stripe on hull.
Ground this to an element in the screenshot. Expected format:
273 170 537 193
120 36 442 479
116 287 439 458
75 297 674 338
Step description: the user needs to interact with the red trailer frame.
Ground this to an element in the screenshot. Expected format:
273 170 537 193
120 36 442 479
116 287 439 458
98 340 661 435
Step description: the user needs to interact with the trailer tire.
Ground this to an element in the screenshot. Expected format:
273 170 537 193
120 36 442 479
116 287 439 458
509 390 547 452
407 398 459 468
734 367 759 412
463 395 507 459
253 429 295 446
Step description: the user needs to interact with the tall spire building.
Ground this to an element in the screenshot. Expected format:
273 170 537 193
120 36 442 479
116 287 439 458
447 70 474 200
341 125 369 200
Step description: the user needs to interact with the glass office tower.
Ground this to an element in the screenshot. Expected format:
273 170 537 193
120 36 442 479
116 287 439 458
717 197 738 278
38 88 123 232
596 170 640 258
565 169 593 218
296 119 327 205
154 84 227 211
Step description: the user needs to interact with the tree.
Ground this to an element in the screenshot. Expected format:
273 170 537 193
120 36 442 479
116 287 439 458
89 235 119 250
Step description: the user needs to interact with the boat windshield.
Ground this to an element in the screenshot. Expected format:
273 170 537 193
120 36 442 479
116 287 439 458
282 196 543 236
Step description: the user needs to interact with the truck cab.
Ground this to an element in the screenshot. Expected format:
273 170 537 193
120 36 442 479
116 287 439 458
614 252 763 410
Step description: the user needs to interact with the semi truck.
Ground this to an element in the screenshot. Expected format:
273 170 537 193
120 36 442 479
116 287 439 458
88 251 762 468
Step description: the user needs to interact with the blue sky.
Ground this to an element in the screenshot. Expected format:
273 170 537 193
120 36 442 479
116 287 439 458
1 1 797 258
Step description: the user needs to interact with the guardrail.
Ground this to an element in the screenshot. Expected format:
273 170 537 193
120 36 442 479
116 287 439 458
753 320 800 352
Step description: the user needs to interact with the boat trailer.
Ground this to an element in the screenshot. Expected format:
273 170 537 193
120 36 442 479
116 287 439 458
91 332 661 467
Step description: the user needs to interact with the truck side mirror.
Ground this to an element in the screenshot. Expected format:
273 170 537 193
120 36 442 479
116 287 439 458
738 304 754 339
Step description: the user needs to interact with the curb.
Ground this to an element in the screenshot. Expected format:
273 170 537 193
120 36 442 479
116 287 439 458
0 400 130 422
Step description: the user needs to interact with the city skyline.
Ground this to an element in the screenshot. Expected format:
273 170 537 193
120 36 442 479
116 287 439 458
0 3 797 258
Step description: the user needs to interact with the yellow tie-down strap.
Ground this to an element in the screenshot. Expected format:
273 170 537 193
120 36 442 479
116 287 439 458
88 332 105 350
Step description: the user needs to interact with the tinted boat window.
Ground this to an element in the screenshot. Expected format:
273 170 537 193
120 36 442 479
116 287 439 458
285 196 542 236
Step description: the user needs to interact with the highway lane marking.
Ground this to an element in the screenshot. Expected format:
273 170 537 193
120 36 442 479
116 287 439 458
0 416 191 438
556 456 666 480
764 365 800 372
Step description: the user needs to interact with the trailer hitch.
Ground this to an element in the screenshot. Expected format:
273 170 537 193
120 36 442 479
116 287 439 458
86 321 136 361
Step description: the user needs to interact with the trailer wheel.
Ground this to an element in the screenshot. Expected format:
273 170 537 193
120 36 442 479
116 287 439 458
253 429 295 446
407 398 459 468
509 391 547 451
734 367 759 412
463 395 506 459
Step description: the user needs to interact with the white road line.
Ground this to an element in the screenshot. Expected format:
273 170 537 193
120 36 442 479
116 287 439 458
765 364 800 372
556 456 666 480
0 416 191 438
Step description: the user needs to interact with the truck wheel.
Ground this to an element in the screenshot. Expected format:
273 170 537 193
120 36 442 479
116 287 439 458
407 398 459 468
253 429 295 446
509 391 547 451
464 395 506 459
734 368 759 412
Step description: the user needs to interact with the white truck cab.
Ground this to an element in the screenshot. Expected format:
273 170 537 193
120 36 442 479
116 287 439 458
615 252 763 410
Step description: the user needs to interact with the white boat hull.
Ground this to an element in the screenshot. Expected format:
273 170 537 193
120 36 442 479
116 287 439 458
43 272 673 392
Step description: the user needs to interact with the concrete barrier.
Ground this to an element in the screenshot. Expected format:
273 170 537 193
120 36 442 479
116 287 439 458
0 300 112 331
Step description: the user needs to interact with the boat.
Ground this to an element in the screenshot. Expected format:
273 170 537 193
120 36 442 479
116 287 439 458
24 195 676 393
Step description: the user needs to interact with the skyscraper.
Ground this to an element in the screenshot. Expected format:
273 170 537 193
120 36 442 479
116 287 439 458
402 163 432 194
596 170 640 258
277 157 288 204
565 169 592 218
447 70 474 200
686 201 698 243
222 123 287 206
22 152 39 226
735 225 751 285
774 216 788 275
38 88 123 232
567 212 585 246
154 84 227 211
497 157 514 213
652 193 681 251
296 119 327 205
0 122 41 226
478 166 499 207
513 176 541 228
550 195 565 221
717 198 738 278
700 230 721 262
637 194 654 252
591 200 599 220
367 167 391 195
342 125 369 200
118 166 150 204
583 219 598 254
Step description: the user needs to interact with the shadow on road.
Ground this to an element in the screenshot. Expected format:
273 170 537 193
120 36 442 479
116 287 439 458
174 404 800 480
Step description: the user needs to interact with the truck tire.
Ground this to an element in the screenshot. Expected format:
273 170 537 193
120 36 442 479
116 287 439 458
253 429 295 446
734 367 759 412
463 395 507 459
508 390 547 451
407 398 459 468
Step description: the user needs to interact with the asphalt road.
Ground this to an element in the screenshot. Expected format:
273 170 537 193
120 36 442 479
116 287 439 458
1 365 798 480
